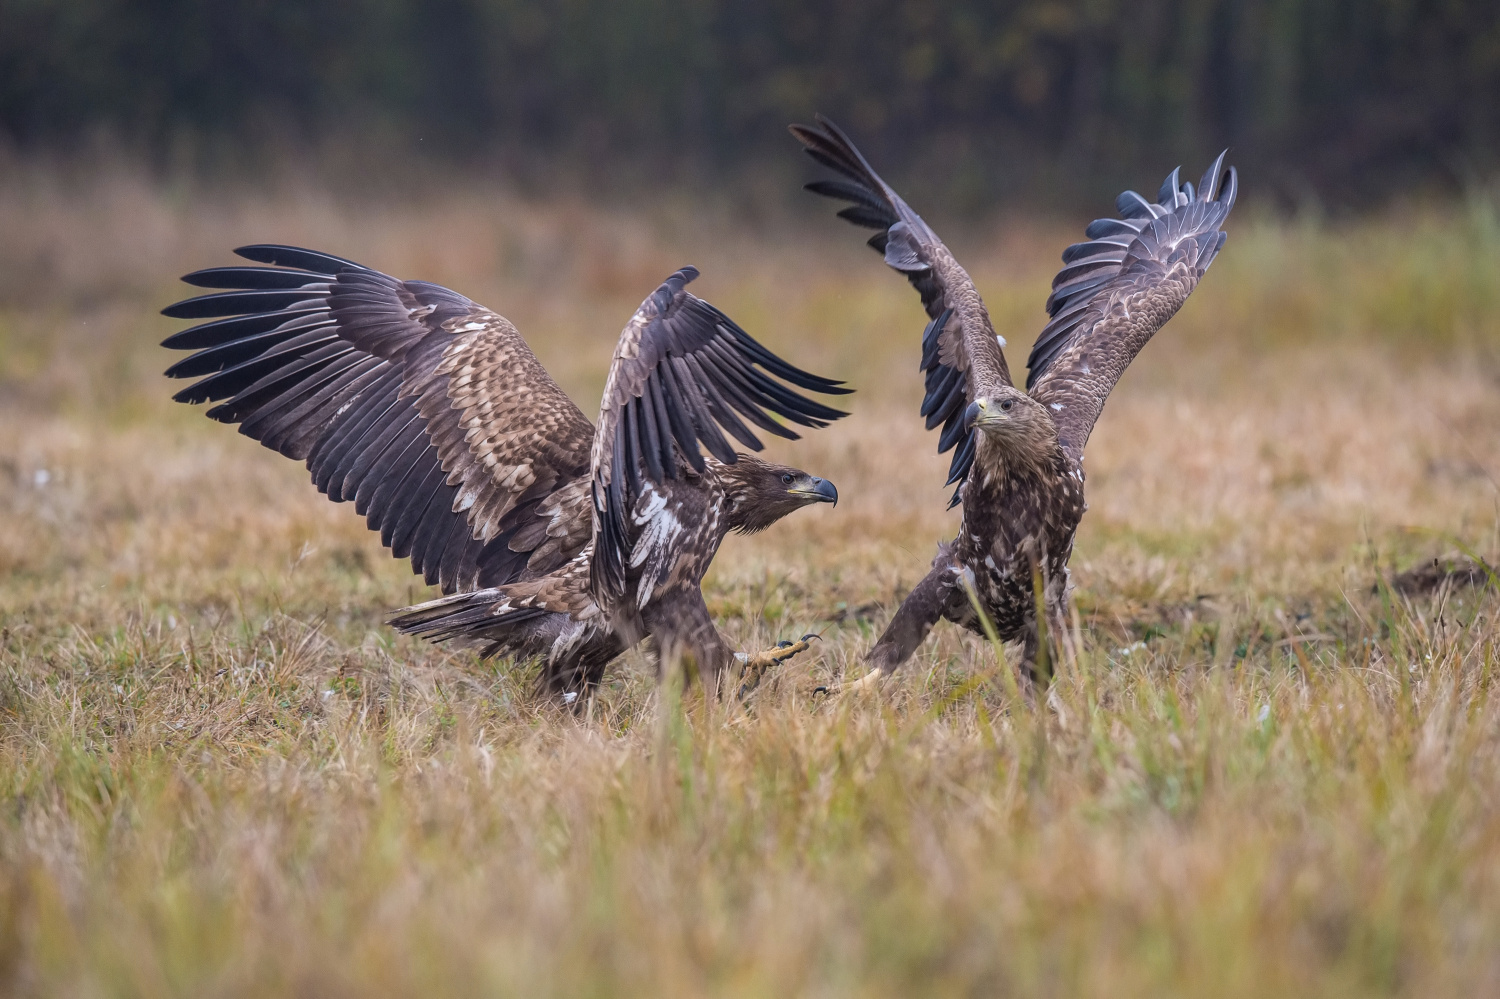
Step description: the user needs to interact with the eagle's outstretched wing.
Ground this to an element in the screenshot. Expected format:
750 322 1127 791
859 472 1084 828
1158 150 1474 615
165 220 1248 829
162 245 596 593
589 266 850 604
1026 156 1238 461
792 115 1011 504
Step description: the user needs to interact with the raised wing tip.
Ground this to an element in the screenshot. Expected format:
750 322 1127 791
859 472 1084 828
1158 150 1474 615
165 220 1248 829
665 265 699 292
793 114 857 150
179 267 220 287
1141 151 1237 211
233 243 366 275
789 120 830 152
1220 164 1239 206
1117 189 1158 219
234 244 293 262
176 265 249 290
159 295 218 319
1157 167 1183 206
649 266 700 313
1198 150 1232 201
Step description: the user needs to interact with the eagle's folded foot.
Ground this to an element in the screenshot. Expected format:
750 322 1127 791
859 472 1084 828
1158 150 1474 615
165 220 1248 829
814 666 888 701
736 634 819 699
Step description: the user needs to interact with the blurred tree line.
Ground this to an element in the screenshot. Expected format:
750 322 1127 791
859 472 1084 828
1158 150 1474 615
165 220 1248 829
2 0 1496 206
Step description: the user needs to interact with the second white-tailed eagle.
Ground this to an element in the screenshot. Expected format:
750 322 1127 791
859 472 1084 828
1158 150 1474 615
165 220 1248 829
793 116 1236 685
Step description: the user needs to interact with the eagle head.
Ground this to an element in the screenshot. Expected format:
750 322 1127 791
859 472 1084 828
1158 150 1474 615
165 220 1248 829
719 454 838 534
963 389 1057 457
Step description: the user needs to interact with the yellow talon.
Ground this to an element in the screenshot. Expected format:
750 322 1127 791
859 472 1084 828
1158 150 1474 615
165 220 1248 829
736 634 818 699
819 668 887 700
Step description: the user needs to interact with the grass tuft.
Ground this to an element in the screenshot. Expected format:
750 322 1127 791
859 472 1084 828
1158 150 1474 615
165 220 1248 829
2 165 1500 995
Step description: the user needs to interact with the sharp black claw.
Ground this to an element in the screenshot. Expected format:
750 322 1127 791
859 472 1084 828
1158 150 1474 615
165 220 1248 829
800 632 821 642
813 686 830 696
776 639 795 648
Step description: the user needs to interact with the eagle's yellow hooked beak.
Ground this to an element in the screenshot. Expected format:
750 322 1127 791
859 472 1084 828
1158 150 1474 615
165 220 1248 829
965 398 997 430
789 476 839 506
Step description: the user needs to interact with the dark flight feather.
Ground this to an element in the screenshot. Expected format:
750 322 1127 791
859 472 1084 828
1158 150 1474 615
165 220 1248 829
180 266 328 290
1027 153 1237 460
162 246 597 593
793 116 1015 495
588 266 851 604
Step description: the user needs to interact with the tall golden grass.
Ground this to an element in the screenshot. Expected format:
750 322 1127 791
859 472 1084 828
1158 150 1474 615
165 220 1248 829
2 159 1500 996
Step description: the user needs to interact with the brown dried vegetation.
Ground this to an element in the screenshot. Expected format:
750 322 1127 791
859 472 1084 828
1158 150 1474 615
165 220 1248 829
3 161 1500 996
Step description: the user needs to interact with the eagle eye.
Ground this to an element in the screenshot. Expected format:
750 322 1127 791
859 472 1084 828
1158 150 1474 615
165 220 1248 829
781 473 795 484
1000 399 1015 411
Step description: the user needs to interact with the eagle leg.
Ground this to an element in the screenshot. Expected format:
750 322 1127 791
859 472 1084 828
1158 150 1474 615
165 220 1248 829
1016 574 1073 691
643 588 738 699
845 558 961 692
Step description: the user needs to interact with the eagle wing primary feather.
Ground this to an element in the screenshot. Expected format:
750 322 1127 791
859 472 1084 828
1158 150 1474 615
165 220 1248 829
792 115 1010 503
1026 155 1238 461
588 266 851 605
162 245 596 593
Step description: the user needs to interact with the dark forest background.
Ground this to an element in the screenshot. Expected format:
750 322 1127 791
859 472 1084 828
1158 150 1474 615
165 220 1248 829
2 0 1497 207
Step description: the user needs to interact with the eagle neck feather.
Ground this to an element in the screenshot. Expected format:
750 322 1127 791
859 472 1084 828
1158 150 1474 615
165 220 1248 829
715 457 769 534
973 420 1061 482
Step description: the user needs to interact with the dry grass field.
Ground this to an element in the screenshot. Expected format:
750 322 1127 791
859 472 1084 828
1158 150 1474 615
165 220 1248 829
3 158 1500 996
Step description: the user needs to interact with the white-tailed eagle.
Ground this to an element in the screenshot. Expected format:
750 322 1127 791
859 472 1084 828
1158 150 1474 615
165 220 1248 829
163 250 848 697
792 116 1235 684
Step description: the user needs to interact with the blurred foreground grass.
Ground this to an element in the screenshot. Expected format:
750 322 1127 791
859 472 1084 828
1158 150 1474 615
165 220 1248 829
2 162 1500 996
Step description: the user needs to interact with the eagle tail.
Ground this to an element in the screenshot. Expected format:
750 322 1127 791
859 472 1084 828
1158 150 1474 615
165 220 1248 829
388 588 548 649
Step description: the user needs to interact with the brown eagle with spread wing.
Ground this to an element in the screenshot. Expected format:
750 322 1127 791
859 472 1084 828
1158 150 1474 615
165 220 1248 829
163 248 848 697
792 117 1236 685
